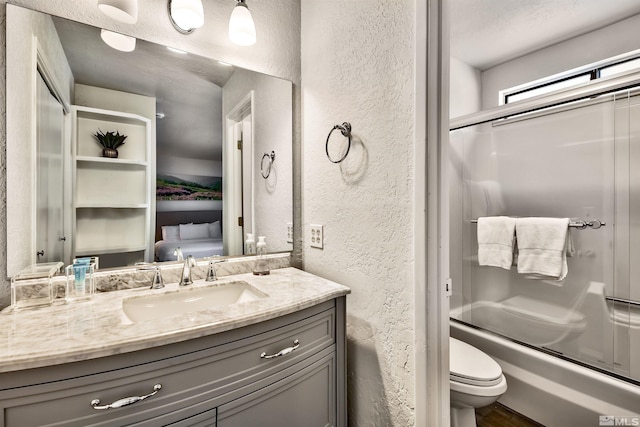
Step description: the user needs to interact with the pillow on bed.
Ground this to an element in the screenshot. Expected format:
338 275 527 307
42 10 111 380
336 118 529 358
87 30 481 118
161 225 180 242
208 221 222 239
179 223 210 240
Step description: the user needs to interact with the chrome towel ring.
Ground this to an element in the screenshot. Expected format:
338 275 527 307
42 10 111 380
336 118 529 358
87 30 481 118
261 151 275 179
326 122 352 163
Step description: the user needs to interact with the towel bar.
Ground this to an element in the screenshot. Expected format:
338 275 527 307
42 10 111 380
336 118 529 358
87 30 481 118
470 218 606 230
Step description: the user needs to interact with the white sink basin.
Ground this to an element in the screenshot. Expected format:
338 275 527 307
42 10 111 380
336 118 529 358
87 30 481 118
122 281 268 322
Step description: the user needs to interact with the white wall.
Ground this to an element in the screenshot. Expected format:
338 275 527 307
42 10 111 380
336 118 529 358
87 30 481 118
0 0 301 307
5 4 74 278
450 56 482 118
482 13 640 109
301 0 417 424
223 69 293 253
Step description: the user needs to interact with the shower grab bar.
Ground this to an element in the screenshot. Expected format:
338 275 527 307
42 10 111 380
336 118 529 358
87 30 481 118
470 218 606 229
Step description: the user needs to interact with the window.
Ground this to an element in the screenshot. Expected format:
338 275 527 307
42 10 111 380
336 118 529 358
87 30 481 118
501 52 640 104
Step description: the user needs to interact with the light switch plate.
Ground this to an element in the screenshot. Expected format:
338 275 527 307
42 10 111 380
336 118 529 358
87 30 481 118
310 224 324 249
286 222 293 243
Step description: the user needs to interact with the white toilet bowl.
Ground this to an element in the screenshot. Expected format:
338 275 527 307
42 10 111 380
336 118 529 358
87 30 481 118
450 337 508 427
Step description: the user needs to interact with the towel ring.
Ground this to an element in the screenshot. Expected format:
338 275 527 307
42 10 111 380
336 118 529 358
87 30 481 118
326 122 352 163
261 151 275 179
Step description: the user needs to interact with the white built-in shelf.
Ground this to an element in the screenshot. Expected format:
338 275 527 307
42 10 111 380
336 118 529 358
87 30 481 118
72 104 153 265
76 156 148 167
75 203 149 209
75 246 147 256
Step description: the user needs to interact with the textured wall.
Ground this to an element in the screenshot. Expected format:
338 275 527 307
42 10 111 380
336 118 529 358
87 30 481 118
223 69 293 253
0 0 301 307
301 0 416 425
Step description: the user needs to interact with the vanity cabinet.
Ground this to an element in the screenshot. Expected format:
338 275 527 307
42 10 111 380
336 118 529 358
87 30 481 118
0 298 346 427
71 105 153 266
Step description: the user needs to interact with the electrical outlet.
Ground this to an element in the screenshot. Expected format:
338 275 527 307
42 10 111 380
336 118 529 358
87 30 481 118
310 224 324 249
286 222 293 243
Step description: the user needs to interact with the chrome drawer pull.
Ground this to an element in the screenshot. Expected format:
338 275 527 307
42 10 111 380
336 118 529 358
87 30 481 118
260 339 300 359
90 384 162 410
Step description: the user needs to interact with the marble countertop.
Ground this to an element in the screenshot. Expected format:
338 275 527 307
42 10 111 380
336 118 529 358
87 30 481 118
0 267 350 373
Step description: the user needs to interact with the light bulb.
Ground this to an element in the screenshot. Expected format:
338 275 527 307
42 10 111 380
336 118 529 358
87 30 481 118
170 0 205 31
229 1 256 46
100 29 136 52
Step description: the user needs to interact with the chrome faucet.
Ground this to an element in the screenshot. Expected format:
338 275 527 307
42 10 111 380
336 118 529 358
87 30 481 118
206 256 227 282
179 255 197 286
135 263 165 289
174 247 184 261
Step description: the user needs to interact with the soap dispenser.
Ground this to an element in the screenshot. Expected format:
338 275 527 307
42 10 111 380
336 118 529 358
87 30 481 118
245 233 256 255
252 236 270 275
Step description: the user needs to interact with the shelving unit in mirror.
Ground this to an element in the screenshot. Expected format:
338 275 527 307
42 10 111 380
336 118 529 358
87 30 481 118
72 106 153 268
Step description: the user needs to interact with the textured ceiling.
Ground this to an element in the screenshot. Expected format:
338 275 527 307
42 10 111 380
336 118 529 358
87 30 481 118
451 0 640 70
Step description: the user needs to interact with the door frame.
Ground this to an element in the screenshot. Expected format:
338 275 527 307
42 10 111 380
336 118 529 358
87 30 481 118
224 91 255 255
416 0 450 425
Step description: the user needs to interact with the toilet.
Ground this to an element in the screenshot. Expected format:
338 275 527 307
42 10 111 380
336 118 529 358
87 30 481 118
449 337 508 427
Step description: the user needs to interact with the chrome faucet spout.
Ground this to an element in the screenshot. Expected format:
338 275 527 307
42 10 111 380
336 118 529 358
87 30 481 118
179 255 197 286
174 247 184 261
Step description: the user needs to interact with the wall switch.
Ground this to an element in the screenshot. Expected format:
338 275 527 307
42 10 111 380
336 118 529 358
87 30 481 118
310 224 324 249
286 222 293 243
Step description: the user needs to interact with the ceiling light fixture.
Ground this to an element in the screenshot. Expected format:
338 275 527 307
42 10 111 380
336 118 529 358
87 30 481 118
168 0 204 34
97 0 138 24
100 29 137 52
229 0 256 46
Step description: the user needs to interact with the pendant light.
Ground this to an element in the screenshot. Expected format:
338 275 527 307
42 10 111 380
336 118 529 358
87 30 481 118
169 0 205 34
97 0 138 24
100 29 137 52
229 0 256 46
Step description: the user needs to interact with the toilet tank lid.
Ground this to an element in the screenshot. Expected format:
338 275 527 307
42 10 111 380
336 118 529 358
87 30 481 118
450 337 503 384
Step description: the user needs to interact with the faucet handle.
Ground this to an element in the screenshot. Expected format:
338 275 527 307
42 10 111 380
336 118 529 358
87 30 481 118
136 263 165 289
151 266 164 289
206 256 227 282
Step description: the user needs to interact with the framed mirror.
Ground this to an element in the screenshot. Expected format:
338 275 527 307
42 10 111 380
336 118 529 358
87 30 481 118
6 4 293 275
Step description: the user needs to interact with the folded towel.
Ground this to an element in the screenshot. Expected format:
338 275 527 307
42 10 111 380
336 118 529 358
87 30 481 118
477 216 517 270
515 217 570 280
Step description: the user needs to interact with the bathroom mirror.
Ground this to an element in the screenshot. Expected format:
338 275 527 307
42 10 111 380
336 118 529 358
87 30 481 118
6 5 293 275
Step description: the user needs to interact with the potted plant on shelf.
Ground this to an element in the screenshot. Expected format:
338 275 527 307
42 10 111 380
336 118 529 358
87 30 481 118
93 130 127 158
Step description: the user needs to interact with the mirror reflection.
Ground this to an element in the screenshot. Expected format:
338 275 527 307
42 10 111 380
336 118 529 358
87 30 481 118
6 5 293 275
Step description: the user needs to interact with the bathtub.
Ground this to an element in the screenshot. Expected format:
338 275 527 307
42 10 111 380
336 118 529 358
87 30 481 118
451 317 640 426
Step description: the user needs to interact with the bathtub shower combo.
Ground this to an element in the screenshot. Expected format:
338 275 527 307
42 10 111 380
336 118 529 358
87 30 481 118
449 81 640 424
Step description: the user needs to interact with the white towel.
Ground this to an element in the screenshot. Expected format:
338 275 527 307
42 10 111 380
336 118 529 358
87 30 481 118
477 216 516 270
515 217 570 280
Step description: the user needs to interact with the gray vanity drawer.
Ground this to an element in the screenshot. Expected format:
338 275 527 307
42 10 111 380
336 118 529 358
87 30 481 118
0 303 336 427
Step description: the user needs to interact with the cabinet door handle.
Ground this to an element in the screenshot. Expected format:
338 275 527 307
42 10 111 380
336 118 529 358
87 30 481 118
260 339 300 359
90 384 162 410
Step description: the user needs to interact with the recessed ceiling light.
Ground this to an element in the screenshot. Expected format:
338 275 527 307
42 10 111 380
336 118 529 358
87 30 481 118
167 46 188 54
